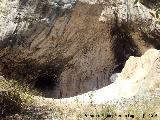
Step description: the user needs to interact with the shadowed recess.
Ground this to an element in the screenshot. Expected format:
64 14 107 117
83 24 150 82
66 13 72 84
111 23 141 72
34 74 61 98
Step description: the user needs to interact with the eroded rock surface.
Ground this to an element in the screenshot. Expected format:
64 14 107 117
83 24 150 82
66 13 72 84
49 48 160 104
0 0 160 98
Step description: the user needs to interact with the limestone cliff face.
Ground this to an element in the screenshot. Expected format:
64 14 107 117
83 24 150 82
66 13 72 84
0 0 76 46
53 49 160 104
33 48 160 105
0 0 160 98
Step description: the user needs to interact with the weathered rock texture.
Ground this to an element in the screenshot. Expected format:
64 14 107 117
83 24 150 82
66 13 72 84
0 0 160 98
52 49 160 104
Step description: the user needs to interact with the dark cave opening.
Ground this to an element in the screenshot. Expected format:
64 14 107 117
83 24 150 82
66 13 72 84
34 74 61 98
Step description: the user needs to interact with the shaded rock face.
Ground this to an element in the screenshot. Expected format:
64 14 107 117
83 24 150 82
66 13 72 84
141 0 160 9
58 49 160 104
0 1 160 98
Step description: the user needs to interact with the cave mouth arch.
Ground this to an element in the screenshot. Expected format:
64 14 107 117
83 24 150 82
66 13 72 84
0 25 143 99
34 74 61 98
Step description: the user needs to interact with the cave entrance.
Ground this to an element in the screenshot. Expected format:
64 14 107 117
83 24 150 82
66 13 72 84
34 74 61 98
0 23 146 99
